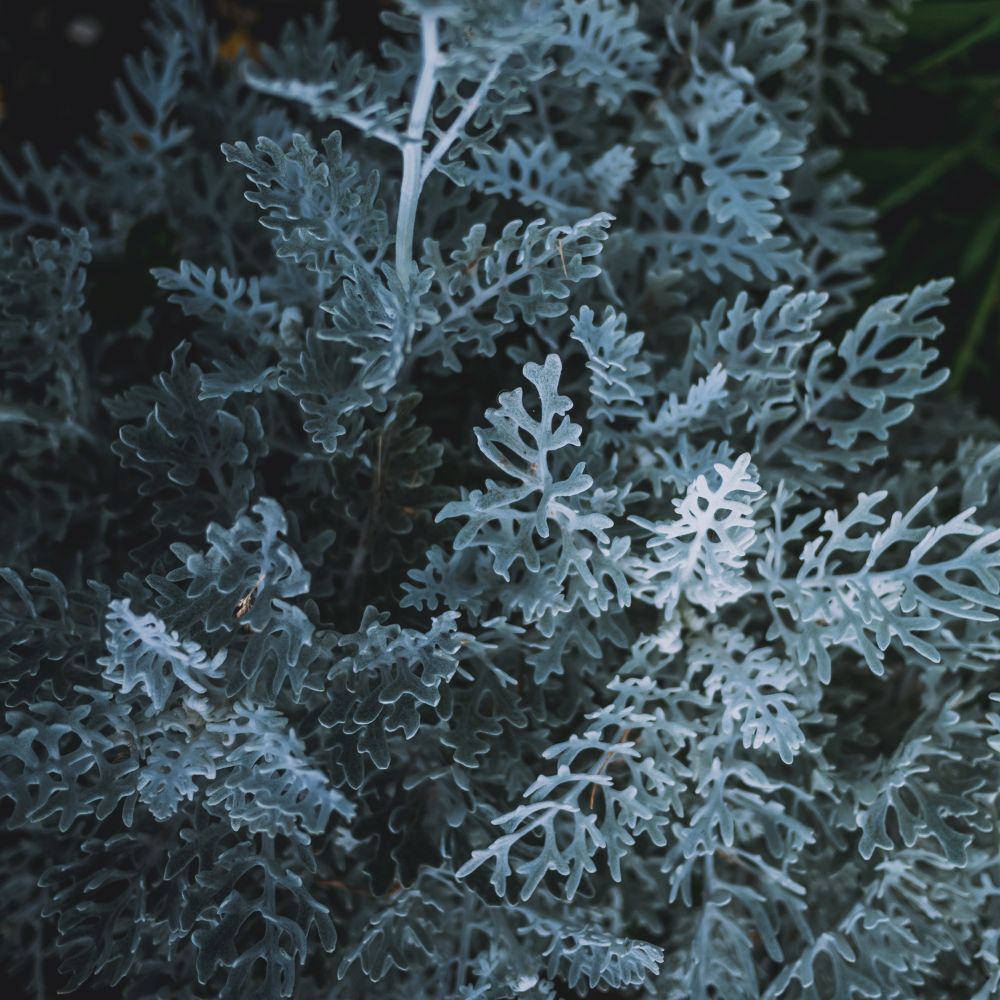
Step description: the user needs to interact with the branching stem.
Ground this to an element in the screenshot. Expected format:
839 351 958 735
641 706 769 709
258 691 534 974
420 59 504 186
395 13 441 290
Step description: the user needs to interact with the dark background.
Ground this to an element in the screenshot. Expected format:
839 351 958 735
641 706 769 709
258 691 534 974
842 0 1000 422
1 0 998 414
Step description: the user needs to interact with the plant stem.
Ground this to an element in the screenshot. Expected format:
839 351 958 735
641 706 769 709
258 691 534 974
420 59 504 186
395 13 440 291
759 374 843 462
951 252 1000 389
343 431 383 598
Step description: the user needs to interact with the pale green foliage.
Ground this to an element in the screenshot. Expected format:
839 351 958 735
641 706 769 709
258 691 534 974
2 1 999 999
101 599 225 714
438 354 629 630
631 453 763 614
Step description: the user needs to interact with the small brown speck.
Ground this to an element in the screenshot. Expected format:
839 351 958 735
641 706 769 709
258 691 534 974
234 572 265 620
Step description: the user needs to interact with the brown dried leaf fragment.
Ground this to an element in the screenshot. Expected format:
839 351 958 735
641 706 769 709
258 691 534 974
234 572 265 620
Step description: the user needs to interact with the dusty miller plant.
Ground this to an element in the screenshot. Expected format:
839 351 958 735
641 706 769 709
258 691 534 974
1 0 999 997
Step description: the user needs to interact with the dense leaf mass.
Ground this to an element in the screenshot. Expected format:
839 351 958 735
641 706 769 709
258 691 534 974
1 1 998 998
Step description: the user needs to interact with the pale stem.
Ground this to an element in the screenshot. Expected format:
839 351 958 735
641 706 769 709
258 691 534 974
395 13 441 290
420 59 504 186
